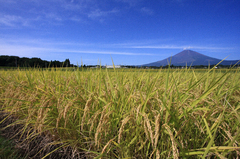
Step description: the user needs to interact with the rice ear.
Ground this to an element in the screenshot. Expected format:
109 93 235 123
81 97 92 130
164 123 179 159
154 114 161 148
143 113 154 147
118 115 131 143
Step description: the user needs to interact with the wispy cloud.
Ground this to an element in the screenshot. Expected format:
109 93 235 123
129 45 183 49
0 46 155 56
0 1 76 27
88 8 119 19
45 13 62 22
0 38 155 57
140 7 154 15
0 14 29 27
123 44 234 50
55 50 154 56
0 0 146 27
69 16 82 22
115 0 141 6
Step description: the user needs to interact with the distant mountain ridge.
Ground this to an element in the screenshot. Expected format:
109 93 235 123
143 50 239 67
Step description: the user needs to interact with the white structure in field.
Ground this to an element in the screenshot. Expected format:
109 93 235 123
106 65 121 68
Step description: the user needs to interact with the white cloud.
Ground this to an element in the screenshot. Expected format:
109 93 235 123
0 0 146 26
45 13 62 21
88 9 119 19
55 50 154 56
123 44 234 51
0 45 155 56
0 1 80 27
115 0 141 6
140 7 153 15
183 46 192 50
70 16 82 22
0 38 155 57
129 45 183 49
0 14 29 27
61 2 82 11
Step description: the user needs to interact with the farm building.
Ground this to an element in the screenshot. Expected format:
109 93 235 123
106 65 121 68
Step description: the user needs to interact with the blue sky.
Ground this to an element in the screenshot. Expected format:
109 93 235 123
0 0 239 65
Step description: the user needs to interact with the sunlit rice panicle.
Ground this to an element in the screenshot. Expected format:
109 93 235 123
156 149 160 159
63 101 74 128
164 123 179 159
118 115 131 144
81 97 92 130
143 113 154 147
136 104 142 120
101 138 115 157
143 117 150 141
95 104 109 147
154 113 161 148
88 110 102 135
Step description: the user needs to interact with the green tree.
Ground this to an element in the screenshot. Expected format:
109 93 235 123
64 59 70 67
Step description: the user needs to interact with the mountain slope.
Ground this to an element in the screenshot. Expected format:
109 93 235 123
143 50 239 66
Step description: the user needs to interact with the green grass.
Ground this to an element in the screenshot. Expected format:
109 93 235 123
0 66 240 158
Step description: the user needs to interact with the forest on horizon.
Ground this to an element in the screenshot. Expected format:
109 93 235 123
0 55 73 67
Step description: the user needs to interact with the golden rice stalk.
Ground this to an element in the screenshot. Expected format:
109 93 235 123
57 98 61 109
41 108 49 125
36 99 49 131
224 129 235 144
154 114 161 148
135 104 142 120
143 113 154 147
56 117 60 128
95 104 108 147
222 122 239 145
64 105 71 128
215 151 227 159
164 123 179 159
95 123 102 147
89 110 102 135
143 119 149 141
192 115 204 133
63 101 73 119
156 149 160 159
36 108 43 130
118 115 131 144
100 138 115 158
102 111 113 136
81 97 92 130
150 149 156 158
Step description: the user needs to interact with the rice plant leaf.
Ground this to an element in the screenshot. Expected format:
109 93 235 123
202 105 226 158
203 118 213 140
41 143 70 159
189 70 230 110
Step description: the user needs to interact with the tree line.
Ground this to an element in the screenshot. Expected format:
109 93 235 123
0 55 74 67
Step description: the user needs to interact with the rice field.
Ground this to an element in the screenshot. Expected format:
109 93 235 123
0 66 240 158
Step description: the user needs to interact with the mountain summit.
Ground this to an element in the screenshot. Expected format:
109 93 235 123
143 50 239 66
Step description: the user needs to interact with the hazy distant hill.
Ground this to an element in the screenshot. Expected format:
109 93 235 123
143 50 239 67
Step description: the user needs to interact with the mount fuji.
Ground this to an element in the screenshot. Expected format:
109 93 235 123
142 50 239 67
